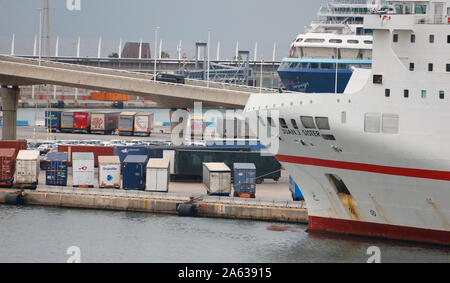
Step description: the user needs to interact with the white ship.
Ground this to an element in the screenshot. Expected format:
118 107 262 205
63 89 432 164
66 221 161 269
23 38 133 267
246 0 450 245
278 0 386 93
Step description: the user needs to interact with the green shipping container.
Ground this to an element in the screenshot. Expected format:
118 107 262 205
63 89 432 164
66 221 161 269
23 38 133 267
174 150 281 183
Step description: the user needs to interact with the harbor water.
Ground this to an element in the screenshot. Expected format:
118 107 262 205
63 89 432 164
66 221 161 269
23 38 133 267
0 204 448 263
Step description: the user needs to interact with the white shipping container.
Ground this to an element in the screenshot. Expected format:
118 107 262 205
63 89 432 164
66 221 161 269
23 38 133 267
146 158 170 192
163 150 175 174
202 163 231 195
98 156 121 189
72 152 95 187
15 150 40 186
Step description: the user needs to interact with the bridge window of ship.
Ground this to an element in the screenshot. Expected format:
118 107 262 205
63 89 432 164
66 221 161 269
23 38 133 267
279 118 288 129
347 40 359 44
422 90 427 99
291 119 299 130
447 35 450 44
429 34 435 44
364 40 373 45
415 4 427 14
305 38 325 43
310 63 319 69
373 75 383 84
329 39 343 44
393 34 399 43
315 117 330 130
411 34 416 43
428 64 433 72
300 116 316 129
409 63 415 71
404 89 409 98
321 63 334 70
446 64 450 72
385 89 391 97
440 91 445 100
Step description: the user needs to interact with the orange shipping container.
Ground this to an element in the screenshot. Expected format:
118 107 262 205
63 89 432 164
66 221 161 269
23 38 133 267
90 92 129 101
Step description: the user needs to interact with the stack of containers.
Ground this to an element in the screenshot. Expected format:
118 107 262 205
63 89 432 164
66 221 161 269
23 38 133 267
15 150 40 189
146 158 170 192
45 152 68 186
0 148 16 187
114 146 148 170
72 152 95 188
233 163 256 198
202 163 231 196
122 155 147 190
98 156 121 189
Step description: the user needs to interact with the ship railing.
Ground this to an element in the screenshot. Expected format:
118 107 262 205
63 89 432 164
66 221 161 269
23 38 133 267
414 15 449 25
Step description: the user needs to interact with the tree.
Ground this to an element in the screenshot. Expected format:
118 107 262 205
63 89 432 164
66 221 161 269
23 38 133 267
108 52 119 58
161 51 170 59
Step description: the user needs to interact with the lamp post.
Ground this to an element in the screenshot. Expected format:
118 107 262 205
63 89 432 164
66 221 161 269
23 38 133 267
207 29 211 88
154 26 159 82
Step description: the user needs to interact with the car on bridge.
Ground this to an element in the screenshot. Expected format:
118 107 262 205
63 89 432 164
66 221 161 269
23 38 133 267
155 73 185 84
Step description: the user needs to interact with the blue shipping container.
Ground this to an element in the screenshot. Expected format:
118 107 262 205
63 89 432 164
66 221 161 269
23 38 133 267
289 176 304 201
122 155 148 190
233 163 256 198
45 152 68 186
114 146 149 169
45 111 62 132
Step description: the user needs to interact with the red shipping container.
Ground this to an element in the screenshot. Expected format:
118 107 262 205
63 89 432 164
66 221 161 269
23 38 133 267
0 148 16 186
58 145 114 167
0 140 28 159
73 112 91 133
61 95 65 100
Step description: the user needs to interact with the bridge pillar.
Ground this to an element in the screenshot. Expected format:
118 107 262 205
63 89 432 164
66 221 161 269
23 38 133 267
1 85 19 140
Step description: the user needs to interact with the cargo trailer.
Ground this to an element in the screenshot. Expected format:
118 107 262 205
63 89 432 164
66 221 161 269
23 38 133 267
15 150 40 189
45 152 68 186
203 163 231 196
72 152 95 188
119 112 136 136
45 111 62 132
289 176 304 201
90 111 119 135
233 163 256 198
73 111 91 134
0 140 27 159
0 148 16 187
98 156 121 189
122 155 147 190
146 158 170 192
61 110 75 133
134 112 154 137
174 150 281 183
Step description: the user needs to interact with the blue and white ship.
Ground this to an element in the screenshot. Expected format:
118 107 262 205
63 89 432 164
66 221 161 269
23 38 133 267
278 0 384 93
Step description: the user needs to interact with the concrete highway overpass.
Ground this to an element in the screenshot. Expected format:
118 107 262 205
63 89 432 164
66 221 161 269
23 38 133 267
0 55 279 140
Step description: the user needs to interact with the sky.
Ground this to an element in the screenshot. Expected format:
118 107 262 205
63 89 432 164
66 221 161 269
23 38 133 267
0 0 322 60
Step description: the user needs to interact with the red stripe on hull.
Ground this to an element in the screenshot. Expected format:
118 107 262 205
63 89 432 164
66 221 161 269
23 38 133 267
308 216 450 246
276 154 450 181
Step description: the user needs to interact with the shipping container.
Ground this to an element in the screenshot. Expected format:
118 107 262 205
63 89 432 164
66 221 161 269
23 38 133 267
203 163 231 196
233 163 256 198
61 110 75 133
114 146 149 169
98 156 121 189
15 150 40 189
0 140 27 159
90 92 129 101
58 145 114 167
45 152 68 186
134 112 154 136
119 112 136 136
122 155 147 190
72 152 95 188
0 148 16 187
146 158 170 192
289 176 304 201
73 111 91 134
90 111 119 135
189 116 206 138
45 111 62 132
174 150 281 183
